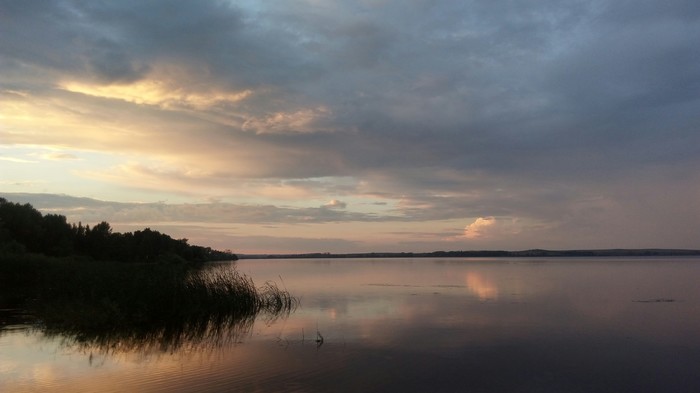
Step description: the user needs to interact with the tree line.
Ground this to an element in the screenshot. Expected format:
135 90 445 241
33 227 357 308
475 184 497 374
0 198 237 262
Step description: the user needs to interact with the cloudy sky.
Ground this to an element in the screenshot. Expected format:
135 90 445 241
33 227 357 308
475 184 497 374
1 0 699 254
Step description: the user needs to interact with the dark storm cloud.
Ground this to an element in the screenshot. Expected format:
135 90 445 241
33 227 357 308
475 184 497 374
0 0 319 90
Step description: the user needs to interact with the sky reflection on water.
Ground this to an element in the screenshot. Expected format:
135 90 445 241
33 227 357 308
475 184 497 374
2 257 700 392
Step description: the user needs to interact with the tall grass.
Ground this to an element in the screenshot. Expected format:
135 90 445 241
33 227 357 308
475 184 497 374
0 253 297 350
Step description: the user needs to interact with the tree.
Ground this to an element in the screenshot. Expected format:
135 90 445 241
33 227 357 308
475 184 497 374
0 198 44 252
0 198 238 262
41 214 74 256
85 221 113 259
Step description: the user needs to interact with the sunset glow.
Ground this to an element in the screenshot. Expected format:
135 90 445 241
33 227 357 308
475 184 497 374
1 1 699 254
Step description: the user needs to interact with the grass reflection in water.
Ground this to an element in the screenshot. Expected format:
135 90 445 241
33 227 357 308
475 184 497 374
0 255 297 353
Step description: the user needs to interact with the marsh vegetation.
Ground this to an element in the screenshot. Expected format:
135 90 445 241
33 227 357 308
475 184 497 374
0 198 296 352
0 254 296 352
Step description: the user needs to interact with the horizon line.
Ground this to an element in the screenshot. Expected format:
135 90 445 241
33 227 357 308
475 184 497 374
237 248 700 259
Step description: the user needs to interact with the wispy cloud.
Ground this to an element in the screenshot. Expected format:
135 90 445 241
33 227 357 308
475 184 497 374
0 157 37 163
323 199 347 209
39 153 80 161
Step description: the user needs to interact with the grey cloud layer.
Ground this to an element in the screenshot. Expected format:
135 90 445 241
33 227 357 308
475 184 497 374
2 1 699 248
3 1 698 170
1 193 386 225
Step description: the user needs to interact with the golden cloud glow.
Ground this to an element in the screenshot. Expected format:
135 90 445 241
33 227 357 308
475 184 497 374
464 216 496 239
256 183 316 200
38 152 80 160
0 156 37 163
57 76 334 136
0 92 147 150
242 106 331 134
60 80 253 110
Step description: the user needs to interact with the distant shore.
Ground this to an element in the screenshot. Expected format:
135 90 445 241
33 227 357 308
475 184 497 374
239 249 700 259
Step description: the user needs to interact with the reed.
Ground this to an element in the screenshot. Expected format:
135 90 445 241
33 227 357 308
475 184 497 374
0 253 297 336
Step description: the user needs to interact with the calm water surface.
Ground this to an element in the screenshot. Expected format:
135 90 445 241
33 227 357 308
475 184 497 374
2 257 700 392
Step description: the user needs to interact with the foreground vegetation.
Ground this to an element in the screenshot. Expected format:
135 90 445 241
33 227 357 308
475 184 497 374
1 254 293 328
0 252 294 323
0 198 296 349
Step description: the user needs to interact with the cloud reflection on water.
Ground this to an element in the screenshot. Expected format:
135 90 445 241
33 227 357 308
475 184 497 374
3 258 700 392
464 272 499 300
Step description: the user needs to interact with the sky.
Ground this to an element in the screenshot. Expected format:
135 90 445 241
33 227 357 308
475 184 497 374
1 0 699 254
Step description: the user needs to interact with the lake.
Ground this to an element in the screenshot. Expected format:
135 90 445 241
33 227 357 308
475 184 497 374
2 257 700 392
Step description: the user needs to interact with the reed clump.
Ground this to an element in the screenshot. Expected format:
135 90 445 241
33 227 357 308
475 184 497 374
0 253 297 336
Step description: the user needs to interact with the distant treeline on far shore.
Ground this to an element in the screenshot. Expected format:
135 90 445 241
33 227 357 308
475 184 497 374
0 198 236 263
240 249 700 259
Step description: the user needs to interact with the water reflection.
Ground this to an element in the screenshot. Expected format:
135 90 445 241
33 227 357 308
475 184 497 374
42 314 257 355
2 258 700 392
464 272 499 299
234 258 700 392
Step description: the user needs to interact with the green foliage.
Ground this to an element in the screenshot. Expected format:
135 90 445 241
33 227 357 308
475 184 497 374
0 197 237 263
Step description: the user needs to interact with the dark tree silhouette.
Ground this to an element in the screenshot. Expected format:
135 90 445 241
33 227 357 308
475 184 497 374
41 214 74 256
0 198 44 253
0 198 237 263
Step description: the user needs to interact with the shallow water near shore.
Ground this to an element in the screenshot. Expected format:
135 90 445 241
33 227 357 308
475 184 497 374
2 257 700 392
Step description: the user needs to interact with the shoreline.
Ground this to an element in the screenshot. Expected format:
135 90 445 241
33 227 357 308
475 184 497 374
238 248 700 259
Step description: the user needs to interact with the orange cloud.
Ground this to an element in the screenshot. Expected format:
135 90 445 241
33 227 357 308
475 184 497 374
60 80 253 110
242 106 332 134
463 216 496 239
